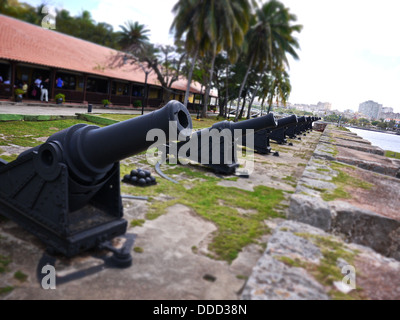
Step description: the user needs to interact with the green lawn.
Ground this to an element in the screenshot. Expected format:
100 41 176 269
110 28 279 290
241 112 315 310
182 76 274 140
0 119 94 147
385 150 400 159
99 113 222 130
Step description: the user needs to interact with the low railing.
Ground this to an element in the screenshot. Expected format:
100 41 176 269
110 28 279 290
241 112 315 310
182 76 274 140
187 102 203 113
147 98 163 108
111 94 131 106
54 89 84 103
0 84 12 98
86 92 109 104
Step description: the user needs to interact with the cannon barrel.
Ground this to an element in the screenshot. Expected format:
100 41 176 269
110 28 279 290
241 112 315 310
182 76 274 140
297 116 306 124
268 115 299 145
20 101 192 184
210 113 277 133
275 114 298 130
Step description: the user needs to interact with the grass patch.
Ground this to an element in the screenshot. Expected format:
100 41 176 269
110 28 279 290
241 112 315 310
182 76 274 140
0 254 11 273
0 154 18 163
99 114 140 122
191 246 198 254
130 219 146 228
0 286 13 295
99 114 221 130
336 126 350 132
14 271 28 282
385 150 400 159
283 175 296 183
290 233 364 300
277 256 309 269
0 119 95 147
317 168 330 173
121 164 286 263
134 247 144 253
322 187 350 202
321 162 373 202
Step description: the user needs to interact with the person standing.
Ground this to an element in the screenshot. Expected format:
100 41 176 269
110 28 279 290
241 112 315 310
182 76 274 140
34 76 42 100
40 78 50 102
56 77 64 88
22 81 28 96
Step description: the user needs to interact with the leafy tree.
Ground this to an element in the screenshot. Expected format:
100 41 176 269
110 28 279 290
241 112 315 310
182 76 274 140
171 0 252 117
118 20 150 53
235 0 302 121
358 118 370 126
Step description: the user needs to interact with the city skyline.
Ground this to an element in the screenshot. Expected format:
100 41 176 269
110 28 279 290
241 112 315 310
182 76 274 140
22 0 400 113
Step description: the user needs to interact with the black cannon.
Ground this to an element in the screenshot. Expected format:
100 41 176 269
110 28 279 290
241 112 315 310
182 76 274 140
285 116 306 139
268 115 299 145
168 113 277 174
308 117 320 130
241 115 298 154
0 101 192 260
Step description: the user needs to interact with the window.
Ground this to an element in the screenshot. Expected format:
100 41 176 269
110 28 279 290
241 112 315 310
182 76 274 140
148 87 161 99
132 85 144 97
55 72 77 90
87 77 108 93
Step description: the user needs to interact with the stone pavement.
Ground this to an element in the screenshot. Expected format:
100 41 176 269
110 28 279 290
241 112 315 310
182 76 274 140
0 114 323 300
1 112 399 300
242 125 400 300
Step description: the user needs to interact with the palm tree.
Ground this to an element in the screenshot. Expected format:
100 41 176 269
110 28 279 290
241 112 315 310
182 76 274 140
171 0 252 115
235 0 302 121
268 67 291 113
118 21 151 53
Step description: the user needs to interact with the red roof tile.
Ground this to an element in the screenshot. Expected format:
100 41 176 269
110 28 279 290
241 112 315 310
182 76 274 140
0 14 205 94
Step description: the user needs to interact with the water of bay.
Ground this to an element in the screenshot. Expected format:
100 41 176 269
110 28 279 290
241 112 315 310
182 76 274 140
348 127 400 153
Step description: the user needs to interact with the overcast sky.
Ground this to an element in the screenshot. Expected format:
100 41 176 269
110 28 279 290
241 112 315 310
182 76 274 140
24 0 400 113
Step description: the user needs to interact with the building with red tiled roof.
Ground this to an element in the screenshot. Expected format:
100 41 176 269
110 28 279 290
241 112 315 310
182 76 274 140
0 14 215 109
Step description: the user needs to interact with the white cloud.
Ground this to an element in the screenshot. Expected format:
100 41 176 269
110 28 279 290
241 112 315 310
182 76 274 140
91 0 177 45
279 0 400 112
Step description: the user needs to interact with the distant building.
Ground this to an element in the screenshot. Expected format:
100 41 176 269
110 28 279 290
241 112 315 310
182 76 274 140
382 111 400 121
382 107 394 114
358 100 382 120
0 14 210 109
317 102 332 111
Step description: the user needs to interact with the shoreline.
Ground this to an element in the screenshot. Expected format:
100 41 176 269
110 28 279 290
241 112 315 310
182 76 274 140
345 125 399 135
347 126 400 154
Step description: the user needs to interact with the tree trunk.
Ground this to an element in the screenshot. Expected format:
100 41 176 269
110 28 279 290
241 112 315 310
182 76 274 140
226 101 231 118
267 102 273 114
219 98 226 118
219 65 230 118
260 96 266 116
234 54 254 122
246 75 262 119
202 49 217 118
184 46 199 107
246 92 256 119
238 95 247 119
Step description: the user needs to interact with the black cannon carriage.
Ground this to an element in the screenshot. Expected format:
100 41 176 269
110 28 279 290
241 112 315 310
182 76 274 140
168 113 277 174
